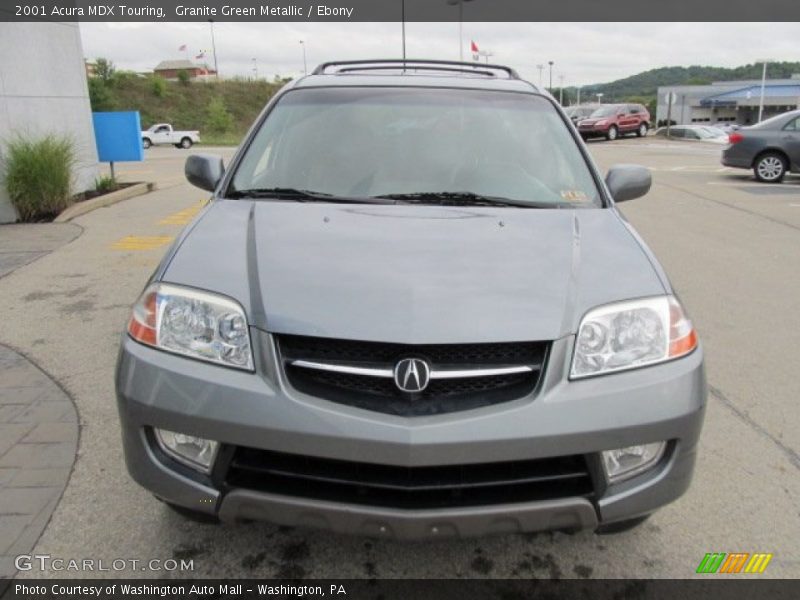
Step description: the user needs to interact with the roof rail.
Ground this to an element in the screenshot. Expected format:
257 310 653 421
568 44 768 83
312 59 520 80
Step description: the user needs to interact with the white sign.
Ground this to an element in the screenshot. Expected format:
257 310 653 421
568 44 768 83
665 92 677 106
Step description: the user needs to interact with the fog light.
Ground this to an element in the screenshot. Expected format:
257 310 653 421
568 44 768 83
154 428 218 473
602 442 666 483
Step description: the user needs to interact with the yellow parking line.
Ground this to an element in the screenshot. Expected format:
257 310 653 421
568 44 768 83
158 199 209 225
111 236 174 251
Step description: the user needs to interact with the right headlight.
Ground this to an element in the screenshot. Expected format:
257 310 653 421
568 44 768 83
570 295 697 379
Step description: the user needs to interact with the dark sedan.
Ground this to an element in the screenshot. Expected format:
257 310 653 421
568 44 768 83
722 109 800 183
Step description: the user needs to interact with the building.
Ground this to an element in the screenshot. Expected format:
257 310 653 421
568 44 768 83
657 75 800 127
0 23 98 223
153 60 216 81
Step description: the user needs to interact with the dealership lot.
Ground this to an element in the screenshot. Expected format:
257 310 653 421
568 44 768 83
1 139 798 579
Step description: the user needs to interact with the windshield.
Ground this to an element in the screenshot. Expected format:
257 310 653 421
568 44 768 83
589 105 620 118
229 87 601 207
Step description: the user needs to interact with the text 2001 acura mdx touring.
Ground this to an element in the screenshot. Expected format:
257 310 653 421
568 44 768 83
116 60 706 538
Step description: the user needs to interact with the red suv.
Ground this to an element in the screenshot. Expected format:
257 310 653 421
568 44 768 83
577 103 650 141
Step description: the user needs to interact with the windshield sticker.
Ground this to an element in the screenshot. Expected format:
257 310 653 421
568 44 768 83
560 190 589 202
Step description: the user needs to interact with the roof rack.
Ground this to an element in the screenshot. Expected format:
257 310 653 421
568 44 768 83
312 59 520 80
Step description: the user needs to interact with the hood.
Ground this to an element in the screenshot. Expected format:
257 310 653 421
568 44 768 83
163 200 666 344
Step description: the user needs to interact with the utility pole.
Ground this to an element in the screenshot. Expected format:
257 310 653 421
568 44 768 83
208 20 219 81
757 59 771 122
401 0 406 63
548 60 554 92
252 58 258 80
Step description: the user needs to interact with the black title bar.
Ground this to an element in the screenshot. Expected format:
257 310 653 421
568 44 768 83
2 0 800 22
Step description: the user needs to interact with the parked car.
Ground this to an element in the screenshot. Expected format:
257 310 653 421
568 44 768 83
116 59 705 539
654 125 729 144
577 103 651 141
722 109 800 182
564 105 597 125
711 122 740 135
141 123 200 149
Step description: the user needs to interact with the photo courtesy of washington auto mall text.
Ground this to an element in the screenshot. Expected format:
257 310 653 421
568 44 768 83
1 0 799 599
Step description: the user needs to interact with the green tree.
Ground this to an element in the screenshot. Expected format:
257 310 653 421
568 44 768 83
87 77 114 111
94 57 116 83
205 96 234 134
177 69 191 86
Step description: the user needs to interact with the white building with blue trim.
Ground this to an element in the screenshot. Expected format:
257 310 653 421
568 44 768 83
656 75 800 127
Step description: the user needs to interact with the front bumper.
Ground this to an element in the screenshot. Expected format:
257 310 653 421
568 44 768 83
116 331 706 539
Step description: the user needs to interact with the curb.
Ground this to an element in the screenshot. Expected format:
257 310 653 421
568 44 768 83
54 182 156 223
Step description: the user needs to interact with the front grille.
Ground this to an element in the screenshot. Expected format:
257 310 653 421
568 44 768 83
277 335 548 416
225 447 594 509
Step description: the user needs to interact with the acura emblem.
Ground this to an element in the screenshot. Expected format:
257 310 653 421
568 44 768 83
394 358 430 393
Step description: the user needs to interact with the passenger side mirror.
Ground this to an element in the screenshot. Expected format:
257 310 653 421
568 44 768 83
605 164 652 203
185 154 224 192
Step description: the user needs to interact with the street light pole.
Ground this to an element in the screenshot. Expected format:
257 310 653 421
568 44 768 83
208 20 219 80
558 74 564 105
252 58 258 80
596 92 603 105
446 0 474 62
536 64 543 87
299 40 307 75
401 0 406 62
758 59 769 122
548 60 554 92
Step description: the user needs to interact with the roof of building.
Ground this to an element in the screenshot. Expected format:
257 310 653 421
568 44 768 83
154 59 205 71
701 84 800 106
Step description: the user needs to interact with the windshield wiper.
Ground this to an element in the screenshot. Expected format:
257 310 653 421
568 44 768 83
226 187 395 204
373 191 557 209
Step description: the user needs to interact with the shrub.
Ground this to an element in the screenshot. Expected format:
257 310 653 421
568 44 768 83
2 134 76 221
205 96 234 134
88 77 114 111
94 174 117 193
177 70 191 86
151 76 167 98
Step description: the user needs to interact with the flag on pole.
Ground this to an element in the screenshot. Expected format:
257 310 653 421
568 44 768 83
471 40 479 61
195 52 205 59
178 44 187 51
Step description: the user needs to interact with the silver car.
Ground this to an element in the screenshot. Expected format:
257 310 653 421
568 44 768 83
116 60 706 539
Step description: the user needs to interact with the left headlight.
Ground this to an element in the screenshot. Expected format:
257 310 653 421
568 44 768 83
127 282 254 371
570 295 697 379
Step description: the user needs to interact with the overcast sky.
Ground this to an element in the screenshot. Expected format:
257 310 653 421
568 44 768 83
79 22 799 86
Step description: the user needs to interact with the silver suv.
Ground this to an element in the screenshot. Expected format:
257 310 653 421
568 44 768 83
116 60 705 539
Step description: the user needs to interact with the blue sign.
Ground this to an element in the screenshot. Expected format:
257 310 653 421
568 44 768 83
92 111 143 163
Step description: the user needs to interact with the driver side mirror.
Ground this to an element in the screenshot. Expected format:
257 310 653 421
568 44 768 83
185 154 224 192
605 164 652 203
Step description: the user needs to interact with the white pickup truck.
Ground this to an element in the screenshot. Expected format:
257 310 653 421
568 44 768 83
141 124 200 149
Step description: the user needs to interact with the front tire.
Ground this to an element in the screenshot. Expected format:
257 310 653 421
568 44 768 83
636 123 648 137
754 152 787 183
606 125 618 141
180 137 193 149
142 138 152 149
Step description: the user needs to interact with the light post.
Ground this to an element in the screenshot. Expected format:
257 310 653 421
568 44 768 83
252 58 258 80
208 20 219 80
558 74 564 105
756 59 772 122
536 64 544 87
548 60 554 92
299 40 307 75
596 92 603 105
478 50 493 64
446 0 474 62
577 86 581 105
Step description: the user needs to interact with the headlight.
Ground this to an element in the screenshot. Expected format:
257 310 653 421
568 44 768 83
127 283 254 370
570 296 697 379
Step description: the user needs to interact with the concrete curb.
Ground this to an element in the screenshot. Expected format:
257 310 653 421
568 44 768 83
54 182 156 223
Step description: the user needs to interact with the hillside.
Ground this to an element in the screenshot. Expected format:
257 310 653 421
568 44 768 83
88 73 286 144
578 61 800 100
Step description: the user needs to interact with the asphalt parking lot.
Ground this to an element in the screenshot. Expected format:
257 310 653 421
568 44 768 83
1 138 798 579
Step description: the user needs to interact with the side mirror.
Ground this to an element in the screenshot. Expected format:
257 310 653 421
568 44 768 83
185 154 224 192
605 164 651 203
